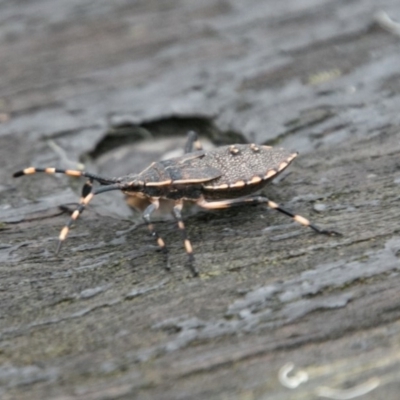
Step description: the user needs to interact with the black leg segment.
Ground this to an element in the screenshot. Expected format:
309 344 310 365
143 200 170 270
184 131 203 153
172 200 198 276
56 183 125 254
81 178 94 201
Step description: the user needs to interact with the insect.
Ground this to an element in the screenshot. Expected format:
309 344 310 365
13 131 339 276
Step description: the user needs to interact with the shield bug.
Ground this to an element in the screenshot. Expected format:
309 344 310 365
13 131 339 276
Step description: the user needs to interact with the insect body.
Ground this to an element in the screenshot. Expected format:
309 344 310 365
13 132 339 276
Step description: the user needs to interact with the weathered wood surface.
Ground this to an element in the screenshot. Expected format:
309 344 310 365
1 0 400 399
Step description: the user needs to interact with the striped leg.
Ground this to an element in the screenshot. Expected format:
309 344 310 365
57 178 95 216
197 196 340 236
57 177 93 216
172 200 198 276
184 131 203 153
81 178 94 201
56 183 124 254
142 200 170 270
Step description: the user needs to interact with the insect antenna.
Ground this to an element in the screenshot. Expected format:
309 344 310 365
13 167 118 186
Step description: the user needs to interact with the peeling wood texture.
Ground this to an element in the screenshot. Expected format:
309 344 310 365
1 1 400 399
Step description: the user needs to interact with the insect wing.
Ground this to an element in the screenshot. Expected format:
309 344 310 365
159 151 221 184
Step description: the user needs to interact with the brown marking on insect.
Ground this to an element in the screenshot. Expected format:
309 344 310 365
287 153 298 162
140 161 156 173
229 180 246 188
194 140 202 151
196 197 232 209
278 162 288 171
203 183 229 190
294 215 311 226
248 176 262 184
250 143 260 152
23 167 36 175
82 193 94 205
44 167 56 174
265 170 277 179
157 237 166 248
268 200 279 209
229 145 240 155
65 169 83 177
125 194 150 211
146 180 173 187
173 177 214 184
184 239 193 254
59 226 69 241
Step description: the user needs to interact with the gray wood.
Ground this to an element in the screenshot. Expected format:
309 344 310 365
1 0 400 399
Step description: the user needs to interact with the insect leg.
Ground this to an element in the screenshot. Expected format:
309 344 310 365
56 178 95 216
143 200 170 270
80 172 120 202
172 200 198 276
197 196 340 236
184 131 203 153
56 183 124 254
81 178 94 200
